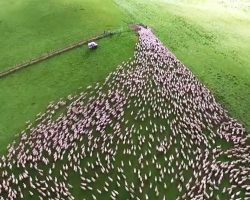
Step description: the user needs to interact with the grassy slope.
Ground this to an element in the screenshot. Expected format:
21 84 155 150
0 0 132 70
115 0 250 130
0 0 136 154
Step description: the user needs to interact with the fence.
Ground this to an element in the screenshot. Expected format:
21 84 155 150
0 31 119 78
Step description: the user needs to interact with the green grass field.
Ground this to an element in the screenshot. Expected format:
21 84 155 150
0 0 133 70
0 0 249 199
0 0 249 159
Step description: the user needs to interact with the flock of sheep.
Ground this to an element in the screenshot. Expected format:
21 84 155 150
0 26 249 200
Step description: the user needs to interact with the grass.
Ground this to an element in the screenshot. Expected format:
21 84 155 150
0 1 249 198
115 0 250 130
0 0 132 70
0 0 137 155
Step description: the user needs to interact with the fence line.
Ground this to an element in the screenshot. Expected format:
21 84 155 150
0 31 118 78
